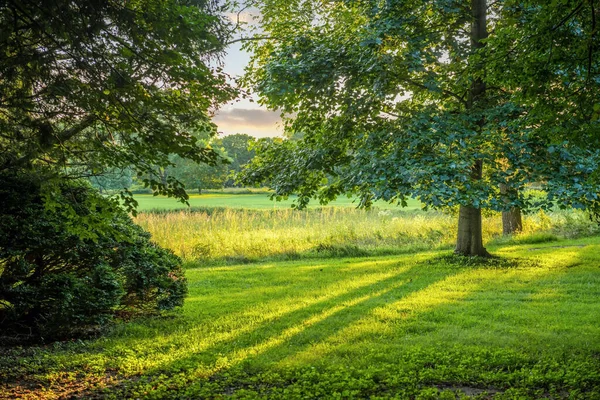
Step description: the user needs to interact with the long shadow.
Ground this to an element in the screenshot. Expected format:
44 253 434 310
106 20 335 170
14 244 593 399
101 258 412 353
223 255 536 371
155 260 454 370
77 256 470 398
105 250 590 398
0 256 434 398
275 244 600 396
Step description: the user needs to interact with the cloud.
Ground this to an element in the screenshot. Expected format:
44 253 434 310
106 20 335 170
213 108 283 137
214 108 282 127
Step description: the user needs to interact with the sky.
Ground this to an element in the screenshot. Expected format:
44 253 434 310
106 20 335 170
212 11 283 138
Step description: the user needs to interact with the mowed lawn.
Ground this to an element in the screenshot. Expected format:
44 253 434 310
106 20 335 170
2 238 600 399
133 193 423 211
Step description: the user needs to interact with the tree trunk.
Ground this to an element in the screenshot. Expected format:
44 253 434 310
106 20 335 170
502 208 522 235
158 167 168 186
456 205 489 256
455 160 490 256
499 183 523 234
455 0 490 256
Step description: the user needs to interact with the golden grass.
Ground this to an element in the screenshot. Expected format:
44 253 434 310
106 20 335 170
134 207 595 263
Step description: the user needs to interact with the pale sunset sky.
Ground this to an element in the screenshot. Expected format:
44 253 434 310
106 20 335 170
212 9 283 138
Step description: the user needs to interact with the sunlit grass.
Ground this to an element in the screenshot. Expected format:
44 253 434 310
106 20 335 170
2 238 599 399
135 206 599 264
132 193 423 211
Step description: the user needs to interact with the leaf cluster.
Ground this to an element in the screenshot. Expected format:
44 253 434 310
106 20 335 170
240 0 600 214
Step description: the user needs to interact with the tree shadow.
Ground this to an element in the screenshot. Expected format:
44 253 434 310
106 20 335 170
272 243 600 397
0 255 438 397
7 241 599 398
76 255 476 397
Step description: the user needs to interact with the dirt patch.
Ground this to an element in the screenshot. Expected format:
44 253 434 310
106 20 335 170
436 384 502 398
0 370 135 400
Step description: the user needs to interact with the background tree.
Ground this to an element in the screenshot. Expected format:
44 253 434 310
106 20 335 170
168 152 230 193
222 133 257 187
240 0 600 256
89 167 134 193
133 134 258 194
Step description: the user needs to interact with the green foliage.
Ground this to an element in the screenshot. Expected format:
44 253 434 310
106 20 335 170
0 0 236 204
222 134 257 187
0 173 186 341
167 154 230 193
239 1 600 216
90 168 134 193
149 134 258 193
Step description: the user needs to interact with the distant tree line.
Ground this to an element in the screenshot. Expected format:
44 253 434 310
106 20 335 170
89 133 263 194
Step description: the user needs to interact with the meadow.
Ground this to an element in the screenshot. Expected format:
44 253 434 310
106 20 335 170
134 194 599 265
132 192 423 211
2 196 600 399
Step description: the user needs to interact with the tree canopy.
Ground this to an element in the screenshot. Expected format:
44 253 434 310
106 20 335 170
240 0 600 255
0 0 236 203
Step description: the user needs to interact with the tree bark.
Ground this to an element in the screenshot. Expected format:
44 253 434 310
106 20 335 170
455 0 489 257
502 208 522 235
456 160 489 256
456 206 489 256
499 183 523 234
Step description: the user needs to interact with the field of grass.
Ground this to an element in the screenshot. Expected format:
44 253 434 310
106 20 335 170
135 206 600 264
133 193 423 211
2 237 599 399
3 195 600 399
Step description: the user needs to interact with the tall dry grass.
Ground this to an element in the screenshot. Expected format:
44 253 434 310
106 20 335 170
135 207 599 265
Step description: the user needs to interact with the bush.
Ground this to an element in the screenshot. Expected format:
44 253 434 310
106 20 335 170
0 172 186 341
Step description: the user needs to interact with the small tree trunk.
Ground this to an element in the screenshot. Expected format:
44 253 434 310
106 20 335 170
502 208 523 235
499 183 523 235
456 205 489 256
158 167 168 186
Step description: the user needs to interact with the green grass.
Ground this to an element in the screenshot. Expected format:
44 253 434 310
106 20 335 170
2 237 600 399
135 207 600 264
133 193 423 211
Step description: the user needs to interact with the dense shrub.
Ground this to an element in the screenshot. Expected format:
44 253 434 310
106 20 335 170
0 172 186 341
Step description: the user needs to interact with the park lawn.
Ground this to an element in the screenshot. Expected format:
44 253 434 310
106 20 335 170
133 193 423 211
1 237 600 399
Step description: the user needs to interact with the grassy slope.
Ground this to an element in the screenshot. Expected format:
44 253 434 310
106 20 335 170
133 193 423 211
2 238 599 399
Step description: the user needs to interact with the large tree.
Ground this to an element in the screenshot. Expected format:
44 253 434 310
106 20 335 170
240 0 600 256
0 0 236 205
